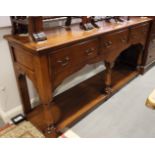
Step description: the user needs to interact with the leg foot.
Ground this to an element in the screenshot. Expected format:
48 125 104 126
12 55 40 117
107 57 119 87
44 124 58 138
105 86 113 95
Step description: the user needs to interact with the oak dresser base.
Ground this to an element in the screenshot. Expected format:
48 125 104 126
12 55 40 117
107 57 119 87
5 17 152 137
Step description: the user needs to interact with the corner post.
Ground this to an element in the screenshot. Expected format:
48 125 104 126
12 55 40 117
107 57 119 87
34 55 57 137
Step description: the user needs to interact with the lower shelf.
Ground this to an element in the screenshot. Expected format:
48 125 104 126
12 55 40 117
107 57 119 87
27 64 138 135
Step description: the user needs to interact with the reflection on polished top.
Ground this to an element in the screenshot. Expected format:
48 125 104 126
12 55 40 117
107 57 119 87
5 17 151 52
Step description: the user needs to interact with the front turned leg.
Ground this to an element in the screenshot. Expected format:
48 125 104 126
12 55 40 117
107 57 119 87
42 101 58 138
38 92 61 138
36 79 59 138
104 61 113 94
34 56 59 138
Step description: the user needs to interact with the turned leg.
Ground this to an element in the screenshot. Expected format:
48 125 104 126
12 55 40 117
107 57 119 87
41 99 57 137
41 98 61 137
104 61 113 94
36 79 57 137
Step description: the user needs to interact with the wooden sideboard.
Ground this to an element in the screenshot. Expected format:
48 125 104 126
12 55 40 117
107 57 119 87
4 17 152 137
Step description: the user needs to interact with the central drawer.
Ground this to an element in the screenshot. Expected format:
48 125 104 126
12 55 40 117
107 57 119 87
49 38 99 76
101 29 129 54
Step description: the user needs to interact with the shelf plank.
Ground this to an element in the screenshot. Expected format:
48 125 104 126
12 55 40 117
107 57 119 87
27 64 138 135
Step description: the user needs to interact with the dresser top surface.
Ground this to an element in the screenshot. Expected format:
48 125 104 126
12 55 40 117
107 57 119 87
5 17 152 53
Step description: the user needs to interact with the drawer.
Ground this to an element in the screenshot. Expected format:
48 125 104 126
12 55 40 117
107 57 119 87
49 38 99 75
130 23 149 45
77 38 99 61
101 29 128 54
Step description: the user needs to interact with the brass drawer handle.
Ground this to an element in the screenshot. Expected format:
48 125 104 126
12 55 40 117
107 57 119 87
104 41 112 48
85 48 95 56
57 56 70 67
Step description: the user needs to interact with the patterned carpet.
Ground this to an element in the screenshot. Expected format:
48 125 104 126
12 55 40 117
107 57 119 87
0 121 45 138
0 121 80 138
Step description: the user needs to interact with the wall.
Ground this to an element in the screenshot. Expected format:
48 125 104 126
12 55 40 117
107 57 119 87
0 17 105 122
0 27 22 122
0 16 11 27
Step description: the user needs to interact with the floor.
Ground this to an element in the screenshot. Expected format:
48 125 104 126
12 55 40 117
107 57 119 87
71 66 155 138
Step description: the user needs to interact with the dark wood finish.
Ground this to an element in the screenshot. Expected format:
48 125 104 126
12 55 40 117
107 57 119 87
4 17 152 137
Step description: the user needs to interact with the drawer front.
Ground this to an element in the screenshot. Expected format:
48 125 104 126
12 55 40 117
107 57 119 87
77 38 99 61
101 29 128 54
49 38 99 75
130 23 149 45
50 46 76 74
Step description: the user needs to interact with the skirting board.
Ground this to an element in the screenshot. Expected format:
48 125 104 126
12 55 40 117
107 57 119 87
0 64 105 123
0 97 39 123
0 105 23 123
